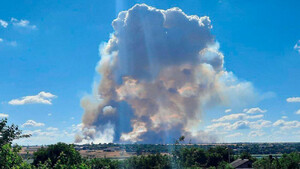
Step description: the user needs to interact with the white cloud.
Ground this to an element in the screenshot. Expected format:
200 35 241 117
295 109 300 115
0 19 8 28
230 120 251 130
102 106 116 115
71 123 83 133
243 107 266 114
22 120 45 127
226 132 243 138
273 119 285 126
225 109 231 113
0 113 9 118
19 129 66 144
11 18 36 29
15 124 78 145
46 127 58 131
48 113 52 116
9 91 57 105
286 97 300 103
248 130 265 137
121 121 147 142
206 122 231 131
0 38 3 42
273 119 300 130
206 120 249 131
282 116 288 119
207 119 271 132
212 113 263 122
294 40 300 54
249 119 272 129
293 130 300 135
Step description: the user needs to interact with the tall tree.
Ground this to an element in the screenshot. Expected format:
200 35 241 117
0 118 31 146
0 118 31 168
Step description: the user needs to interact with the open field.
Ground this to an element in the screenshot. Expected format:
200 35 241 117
78 150 135 159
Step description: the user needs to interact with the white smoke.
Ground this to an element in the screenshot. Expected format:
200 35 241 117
76 4 257 144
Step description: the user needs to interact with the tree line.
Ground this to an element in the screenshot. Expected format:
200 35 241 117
79 142 300 155
1 118 299 169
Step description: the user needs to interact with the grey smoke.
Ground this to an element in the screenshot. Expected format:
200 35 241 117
76 4 257 144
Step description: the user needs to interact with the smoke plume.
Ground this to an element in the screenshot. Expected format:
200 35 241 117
76 4 256 144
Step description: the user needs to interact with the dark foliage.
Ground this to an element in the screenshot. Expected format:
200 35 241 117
0 118 30 146
33 142 82 167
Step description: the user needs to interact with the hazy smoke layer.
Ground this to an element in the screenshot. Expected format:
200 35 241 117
76 4 256 144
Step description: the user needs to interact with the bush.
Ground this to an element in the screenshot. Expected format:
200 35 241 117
88 158 120 169
121 153 172 169
253 153 300 169
33 142 82 167
0 144 23 168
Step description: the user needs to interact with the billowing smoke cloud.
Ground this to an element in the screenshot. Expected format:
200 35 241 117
76 4 257 144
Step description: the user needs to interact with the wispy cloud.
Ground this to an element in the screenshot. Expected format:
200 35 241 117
287 97 300 103
11 18 36 30
207 119 271 132
294 40 300 53
46 127 58 131
273 119 300 130
224 109 232 113
7 40 17 47
207 121 250 131
9 91 57 105
0 19 8 28
212 113 263 122
250 119 272 129
16 124 78 145
243 107 267 114
0 39 17 47
22 120 45 127
226 132 243 138
296 109 300 115
0 113 9 118
248 130 265 137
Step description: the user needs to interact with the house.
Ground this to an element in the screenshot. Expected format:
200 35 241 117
230 159 253 169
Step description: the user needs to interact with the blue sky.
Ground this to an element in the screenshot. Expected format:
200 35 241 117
0 0 299 145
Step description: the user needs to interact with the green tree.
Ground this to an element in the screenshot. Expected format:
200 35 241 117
240 151 256 162
88 158 119 169
253 153 300 169
208 146 234 163
279 152 300 169
0 144 23 168
193 148 208 166
207 153 223 167
253 157 272 169
178 147 207 167
0 118 30 146
0 118 31 169
218 161 234 169
33 142 82 167
121 153 172 169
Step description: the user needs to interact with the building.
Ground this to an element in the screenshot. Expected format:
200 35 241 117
230 159 253 169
